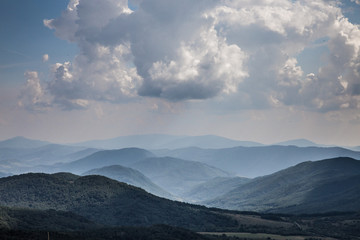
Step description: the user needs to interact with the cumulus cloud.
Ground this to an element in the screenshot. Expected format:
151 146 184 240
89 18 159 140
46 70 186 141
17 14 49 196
19 0 360 112
42 54 49 62
18 71 50 112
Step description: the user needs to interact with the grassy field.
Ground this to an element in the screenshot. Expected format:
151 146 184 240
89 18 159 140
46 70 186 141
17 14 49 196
199 232 337 240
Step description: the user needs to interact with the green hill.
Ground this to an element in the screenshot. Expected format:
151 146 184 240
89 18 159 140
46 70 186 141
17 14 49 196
206 157 360 213
0 172 236 231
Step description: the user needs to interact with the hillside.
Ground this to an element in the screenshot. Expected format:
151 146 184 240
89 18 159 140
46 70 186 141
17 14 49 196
0 207 216 240
0 173 359 239
0 173 237 230
205 157 360 213
155 146 360 177
58 148 155 174
0 206 98 231
130 157 232 196
181 177 250 203
83 165 173 199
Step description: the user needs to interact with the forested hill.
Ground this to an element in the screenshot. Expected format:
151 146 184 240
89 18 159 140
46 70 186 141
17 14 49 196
0 172 237 231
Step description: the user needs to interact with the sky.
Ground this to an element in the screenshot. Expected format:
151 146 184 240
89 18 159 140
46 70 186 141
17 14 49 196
1 0 360 146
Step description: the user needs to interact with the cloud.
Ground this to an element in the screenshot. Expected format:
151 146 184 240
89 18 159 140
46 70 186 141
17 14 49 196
20 0 360 112
42 54 49 62
18 71 50 112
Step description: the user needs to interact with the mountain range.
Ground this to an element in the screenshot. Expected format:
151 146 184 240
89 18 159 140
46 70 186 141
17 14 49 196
56 147 155 174
1 136 360 218
156 145 360 177
72 134 264 149
130 156 232 196
57 149 232 197
0 137 99 174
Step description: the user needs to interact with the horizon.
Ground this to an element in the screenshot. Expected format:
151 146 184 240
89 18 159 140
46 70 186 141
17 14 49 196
1 0 360 146
0 133 357 148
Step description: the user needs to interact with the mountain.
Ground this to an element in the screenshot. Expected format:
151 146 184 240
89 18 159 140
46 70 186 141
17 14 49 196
11 144 99 166
205 157 360 214
73 134 183 149
129 157 232 196
275 139 321 147
156 145 360 177
161 135 263 149
0 144 99 174
73 134 263 149
181 177 250 203
58 148 155 174
82 165 173 199
0 172 237 230
0 137 50 149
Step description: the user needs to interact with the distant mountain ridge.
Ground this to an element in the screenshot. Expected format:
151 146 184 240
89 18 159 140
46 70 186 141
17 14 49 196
275 138 322 147
0 137 50 149
205 157 360 213
57 148 155 174
156 145 360 177
0 144 99 174
130 156 232 196
72 134 263 149
55 149 232 197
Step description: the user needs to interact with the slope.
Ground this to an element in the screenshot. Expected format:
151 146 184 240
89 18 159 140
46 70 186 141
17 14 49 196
205 157 360 213
82 165 173 199
181 176 250 203
130 157 232 196
0 206 98 231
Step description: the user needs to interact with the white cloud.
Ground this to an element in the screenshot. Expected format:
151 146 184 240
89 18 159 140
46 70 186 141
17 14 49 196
18 71 50 112
19 0 360 112
42 54 49 62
